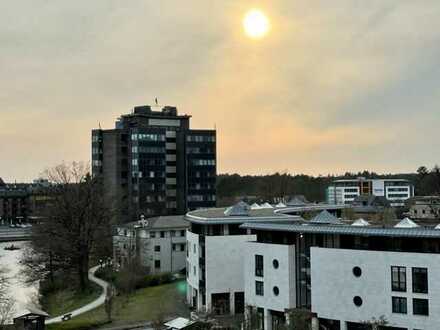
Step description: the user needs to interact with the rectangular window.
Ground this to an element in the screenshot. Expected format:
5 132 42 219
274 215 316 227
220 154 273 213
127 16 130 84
154 260 161 269
180 230 185 237
413 298 429 316
180 244 185 252
172 244 177 251
391 266 406 292
412 268 428 294
392 296 407 314
170 230 176 237
255 255 264 277
255 281 264 296
154 245 160 252
150 231 156 238
160 231 165 238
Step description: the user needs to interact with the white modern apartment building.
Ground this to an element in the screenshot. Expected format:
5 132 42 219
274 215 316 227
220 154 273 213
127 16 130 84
326 178 414 207
185 202 301 315
113 215 189 274
241 213 440 330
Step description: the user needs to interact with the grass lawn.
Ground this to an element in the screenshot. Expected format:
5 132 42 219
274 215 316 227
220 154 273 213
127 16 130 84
43 282 102 317
47 280 189 330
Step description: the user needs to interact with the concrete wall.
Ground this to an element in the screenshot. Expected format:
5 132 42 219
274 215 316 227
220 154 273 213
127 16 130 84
244 242 296 312
311 247 440 329
204 234 256 313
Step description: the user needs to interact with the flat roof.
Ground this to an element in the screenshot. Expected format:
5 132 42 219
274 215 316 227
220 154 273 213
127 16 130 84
240 222 440 239
119 215 189 230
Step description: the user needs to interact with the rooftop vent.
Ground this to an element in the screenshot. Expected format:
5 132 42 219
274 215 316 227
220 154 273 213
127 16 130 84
394 217 419 228
250 203 261 210
310 210 342 225
351 218 370 227
224 201 250 216
260 202 274 209
275 202 287 208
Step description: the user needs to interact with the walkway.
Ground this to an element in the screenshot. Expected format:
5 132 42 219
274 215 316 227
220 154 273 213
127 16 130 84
46 265 109 324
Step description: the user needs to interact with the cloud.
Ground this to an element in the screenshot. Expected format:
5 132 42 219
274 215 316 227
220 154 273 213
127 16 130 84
0 1 439 181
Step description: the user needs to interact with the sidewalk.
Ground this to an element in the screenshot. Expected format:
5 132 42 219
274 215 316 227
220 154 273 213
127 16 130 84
46 265 109 324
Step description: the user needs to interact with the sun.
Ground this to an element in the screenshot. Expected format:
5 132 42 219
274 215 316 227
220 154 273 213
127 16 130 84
243 9 270 39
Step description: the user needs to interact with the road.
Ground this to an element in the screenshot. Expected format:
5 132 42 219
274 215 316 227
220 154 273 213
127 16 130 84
0 227 31 242
46 265 109 324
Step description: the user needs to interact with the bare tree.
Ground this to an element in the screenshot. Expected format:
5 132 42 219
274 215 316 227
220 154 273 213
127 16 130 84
23 162 115 292
0 267 15 329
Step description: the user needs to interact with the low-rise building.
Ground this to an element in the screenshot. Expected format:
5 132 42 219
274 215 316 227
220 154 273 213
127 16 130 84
407 196 440 221
240 215 440 330
113 215 189 274
326 178 414 207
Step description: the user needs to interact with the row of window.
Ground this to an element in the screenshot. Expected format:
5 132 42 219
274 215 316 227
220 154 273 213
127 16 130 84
190 159 216 166
391 266 428 294
388 187 409 192
154 243 186 252
186 147 215 154
131 134 166 141
150 230 186 238
392 296 429 316
187 195 216 202
132 147 166 155
92 147 102 154
188 183 215 190
388 193 410 198
92 160 102 167
187 135 216 142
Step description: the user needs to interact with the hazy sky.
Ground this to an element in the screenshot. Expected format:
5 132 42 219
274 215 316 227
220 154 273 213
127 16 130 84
1 1 440 182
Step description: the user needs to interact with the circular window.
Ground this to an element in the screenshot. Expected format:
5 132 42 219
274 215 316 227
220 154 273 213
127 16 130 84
353 296 363 307
273 259 279 269
353 266 362 277
273 286 279 296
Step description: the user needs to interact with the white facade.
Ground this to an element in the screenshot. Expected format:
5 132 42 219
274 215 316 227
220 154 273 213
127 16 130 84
311 247 440 329
186 229 256 314
327 178 413 207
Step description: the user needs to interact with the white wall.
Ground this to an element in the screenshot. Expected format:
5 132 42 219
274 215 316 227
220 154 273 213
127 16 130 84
244 242 296 312
204 234 256 312
311 247 440 329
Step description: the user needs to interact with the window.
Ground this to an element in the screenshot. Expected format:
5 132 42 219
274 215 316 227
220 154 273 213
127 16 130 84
273 259 279 269
256 281 264 296
180 230 185 237
413 298 429 316
160 231 165 238
392 297 407 314
353 266 362 277
255 255 264 277
412 268 428 294
273 286 279 296
154 245 160 252
172 244 177 251
180 244 185 251
170 230 176 237
150 231 156 238
154 260 160 269
353 296 363 307
391 266 406 292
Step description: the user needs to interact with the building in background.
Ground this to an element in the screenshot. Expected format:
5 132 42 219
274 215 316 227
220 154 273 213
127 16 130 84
326 178 414 207
0 178 51 224
406 196 440 221
113 215 189 274
92 105 216 222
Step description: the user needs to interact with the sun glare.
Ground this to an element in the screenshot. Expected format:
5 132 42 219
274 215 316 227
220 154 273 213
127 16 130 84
243 9 270 39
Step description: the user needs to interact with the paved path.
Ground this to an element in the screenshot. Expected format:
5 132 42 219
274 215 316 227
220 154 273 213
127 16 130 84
46 265 109 324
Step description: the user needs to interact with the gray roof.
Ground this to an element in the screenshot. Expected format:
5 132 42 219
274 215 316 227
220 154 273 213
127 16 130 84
224 201 251 216
310 210 342 225
240 222 440 238
120 215 189 230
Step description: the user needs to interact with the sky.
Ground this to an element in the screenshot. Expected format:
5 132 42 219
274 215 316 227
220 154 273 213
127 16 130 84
1 1 440 182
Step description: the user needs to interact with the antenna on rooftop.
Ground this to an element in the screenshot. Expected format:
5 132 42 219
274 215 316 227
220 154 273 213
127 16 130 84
154 97 159 107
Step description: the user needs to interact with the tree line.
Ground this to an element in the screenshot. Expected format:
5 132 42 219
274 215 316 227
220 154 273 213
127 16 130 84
216 166 440 205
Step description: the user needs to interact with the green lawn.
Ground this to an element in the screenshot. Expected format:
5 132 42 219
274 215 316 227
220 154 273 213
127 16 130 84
43 282 102 317
47 280 189 330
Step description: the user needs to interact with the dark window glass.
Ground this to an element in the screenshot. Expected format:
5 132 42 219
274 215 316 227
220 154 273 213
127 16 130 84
353 296 363 307
255 255 264 277
413 298 429 316
412 268 428 294
353 266 362 277
391 266 406 292
154 260 161 269
256 281 264 296
154 245 160 252
160 231 165 238
392 296 407 314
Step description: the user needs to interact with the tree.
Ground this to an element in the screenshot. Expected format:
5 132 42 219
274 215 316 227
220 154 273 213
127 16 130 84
361 315 388 330
23 162 115 292
0 267 15 329
282 309 312 330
